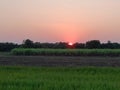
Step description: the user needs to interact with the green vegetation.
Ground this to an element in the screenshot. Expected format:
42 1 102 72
0 66 120 90
1 39 120 52
0 52 10 56
11 48 120 56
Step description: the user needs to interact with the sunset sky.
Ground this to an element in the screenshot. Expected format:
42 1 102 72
0 0 120 43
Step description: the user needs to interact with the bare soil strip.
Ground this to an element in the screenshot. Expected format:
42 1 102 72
0 56 120 67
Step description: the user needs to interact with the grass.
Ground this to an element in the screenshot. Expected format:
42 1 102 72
0 66 120 90
11 48 120 56
0 52 10 56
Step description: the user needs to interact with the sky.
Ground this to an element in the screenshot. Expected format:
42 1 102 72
0 0 120 43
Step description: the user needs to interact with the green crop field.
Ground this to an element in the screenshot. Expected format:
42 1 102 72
11 48 120 56
0 66 120 90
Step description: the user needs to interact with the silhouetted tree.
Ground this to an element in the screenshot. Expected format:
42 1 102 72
86 40 101 49
74 43 85 48
101 41 120 49
112 43 120 49
54 42 67 49
22 39 34 48
1 39 120 51
40 43 55 48
0 43 19 52
34 42 42 48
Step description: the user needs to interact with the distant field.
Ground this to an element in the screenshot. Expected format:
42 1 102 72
11 48 120 56
0 66 120 90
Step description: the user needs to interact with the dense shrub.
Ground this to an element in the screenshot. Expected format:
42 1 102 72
0 43 19 52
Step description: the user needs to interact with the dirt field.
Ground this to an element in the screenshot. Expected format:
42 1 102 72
0 56 120 67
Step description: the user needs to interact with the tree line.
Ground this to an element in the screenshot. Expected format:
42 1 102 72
0 39 120 52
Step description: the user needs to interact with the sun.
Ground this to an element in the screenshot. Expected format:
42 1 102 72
68 42 73 46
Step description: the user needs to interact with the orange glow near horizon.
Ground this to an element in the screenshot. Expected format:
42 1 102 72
0 0 120 43
68 42 73 46
48 23 82 43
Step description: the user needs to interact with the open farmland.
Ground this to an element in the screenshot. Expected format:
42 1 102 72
1 49 120 90
0 49 120 67
0 56 120 67
0 66 120 90
0 50 120 90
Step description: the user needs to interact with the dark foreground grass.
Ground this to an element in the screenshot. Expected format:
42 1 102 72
0 66 120 90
